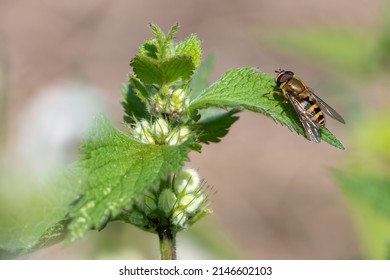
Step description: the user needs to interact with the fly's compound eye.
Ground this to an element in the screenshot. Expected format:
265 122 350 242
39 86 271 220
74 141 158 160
276 70 294 86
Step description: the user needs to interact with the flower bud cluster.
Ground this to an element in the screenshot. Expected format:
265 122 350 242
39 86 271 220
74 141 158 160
127 168 211 232
130 118 191 145
151 88 189 116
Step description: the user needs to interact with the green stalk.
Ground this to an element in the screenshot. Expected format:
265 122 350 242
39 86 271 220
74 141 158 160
158 227 176 260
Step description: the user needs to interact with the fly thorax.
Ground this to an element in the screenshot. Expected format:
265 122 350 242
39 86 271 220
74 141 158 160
287 79 306 94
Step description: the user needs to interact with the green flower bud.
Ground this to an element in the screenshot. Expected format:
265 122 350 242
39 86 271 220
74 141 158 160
151 118 169 142
142 192 157 215
179 194 194 208
140 130 154 144
133 120 150 133
152 95 165 113
179 193 206 213
158 189 177 215
125 168 211 233
171 88 189 114
160 86 173 97
150 87 189 117
174 168 201 194
128 210 145 227
172 210 187 227
167 126 191 145
171 88 186 101
131 120 155 144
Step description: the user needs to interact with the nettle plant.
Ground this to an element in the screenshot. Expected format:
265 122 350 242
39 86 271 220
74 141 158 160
66 23 343 259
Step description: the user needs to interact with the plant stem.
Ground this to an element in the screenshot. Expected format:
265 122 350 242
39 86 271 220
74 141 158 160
158 227 176 260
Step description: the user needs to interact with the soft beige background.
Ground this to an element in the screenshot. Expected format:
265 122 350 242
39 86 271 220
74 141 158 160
0 0 382 259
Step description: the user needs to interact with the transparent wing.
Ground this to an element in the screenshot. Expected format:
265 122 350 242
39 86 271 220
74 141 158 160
286 93 321 143
308 88 345 124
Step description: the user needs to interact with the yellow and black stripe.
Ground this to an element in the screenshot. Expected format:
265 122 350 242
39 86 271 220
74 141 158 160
301 97 325 127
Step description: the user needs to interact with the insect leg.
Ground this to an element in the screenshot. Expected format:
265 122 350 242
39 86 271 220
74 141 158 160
261 89 283 97
264 99 289 112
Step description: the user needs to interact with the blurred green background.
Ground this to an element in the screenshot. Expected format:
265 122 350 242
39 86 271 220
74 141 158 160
0 0 389 259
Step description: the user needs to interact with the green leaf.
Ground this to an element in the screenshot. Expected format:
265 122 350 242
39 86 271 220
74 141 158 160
150 23 166 48
176 34 202 68
197 108 240 144
320 127 345 150
190 53 216 101
131 55 195 86
0 220 69 258
189 67 275 111
68 116 190 241
121 77 150 124
166 24 179 43
138 39 158 59
149 23 178 60
189 67 344 149
138 24 179 61
0 166 80 257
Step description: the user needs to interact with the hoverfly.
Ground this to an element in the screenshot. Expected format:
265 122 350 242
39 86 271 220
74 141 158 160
273 69 345 143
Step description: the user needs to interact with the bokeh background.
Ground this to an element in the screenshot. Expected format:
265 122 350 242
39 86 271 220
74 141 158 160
1 0 390 259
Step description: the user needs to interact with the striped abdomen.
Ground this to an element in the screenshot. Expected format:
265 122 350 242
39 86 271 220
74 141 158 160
300 97 325 127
